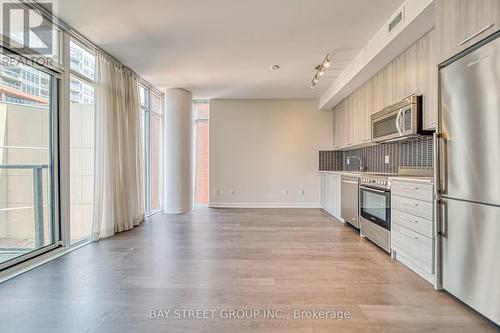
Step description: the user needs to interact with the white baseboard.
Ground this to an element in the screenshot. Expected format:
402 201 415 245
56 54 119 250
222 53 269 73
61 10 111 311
209 202 321 208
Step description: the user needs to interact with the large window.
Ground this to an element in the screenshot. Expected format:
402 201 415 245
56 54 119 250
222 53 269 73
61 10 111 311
194 101 209 205
0 54 58 267
69 39 95 244
0 3 164 271
141 84 164 214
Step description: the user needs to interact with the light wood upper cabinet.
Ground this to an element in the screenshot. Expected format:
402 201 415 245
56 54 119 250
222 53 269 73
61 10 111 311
359 81 372 144
397 41 419 101
331 28 440 149
344 96 354 147
332 102 345 150
377 60 398 110
420 29 438 130
436 0 500 64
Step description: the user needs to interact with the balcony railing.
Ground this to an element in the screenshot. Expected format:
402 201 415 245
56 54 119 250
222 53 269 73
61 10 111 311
0 164 50 248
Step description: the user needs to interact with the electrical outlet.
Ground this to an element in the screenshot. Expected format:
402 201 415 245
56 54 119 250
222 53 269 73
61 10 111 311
385 155 390 164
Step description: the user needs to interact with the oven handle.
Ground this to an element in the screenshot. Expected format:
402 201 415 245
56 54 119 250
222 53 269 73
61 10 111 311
359 186 388 194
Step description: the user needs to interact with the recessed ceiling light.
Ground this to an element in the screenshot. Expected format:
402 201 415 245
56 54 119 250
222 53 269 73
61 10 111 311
271 64 280 71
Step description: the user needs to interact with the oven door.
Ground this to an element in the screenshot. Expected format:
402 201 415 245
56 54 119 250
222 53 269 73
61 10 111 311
359 186 391 230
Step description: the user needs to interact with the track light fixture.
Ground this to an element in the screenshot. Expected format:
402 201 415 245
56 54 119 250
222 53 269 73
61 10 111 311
310 53 331 89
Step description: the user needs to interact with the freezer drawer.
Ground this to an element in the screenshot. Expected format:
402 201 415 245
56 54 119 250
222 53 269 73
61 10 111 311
441 198 500 325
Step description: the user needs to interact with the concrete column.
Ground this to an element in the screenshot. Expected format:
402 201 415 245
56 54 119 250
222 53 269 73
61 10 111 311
164 88 193 214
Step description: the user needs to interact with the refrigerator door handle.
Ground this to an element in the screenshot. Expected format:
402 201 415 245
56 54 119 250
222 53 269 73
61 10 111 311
439 198 447 237
438 134 448 195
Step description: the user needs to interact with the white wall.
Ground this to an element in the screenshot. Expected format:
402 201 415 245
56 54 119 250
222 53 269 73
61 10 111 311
209 99 331 208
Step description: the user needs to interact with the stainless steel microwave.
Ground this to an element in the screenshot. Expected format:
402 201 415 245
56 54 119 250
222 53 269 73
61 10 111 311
371 95 433 143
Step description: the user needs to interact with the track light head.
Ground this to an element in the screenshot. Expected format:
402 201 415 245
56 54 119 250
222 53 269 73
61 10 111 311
310 53 331 88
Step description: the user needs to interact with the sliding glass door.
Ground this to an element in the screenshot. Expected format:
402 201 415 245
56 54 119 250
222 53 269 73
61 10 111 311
0 53 59 268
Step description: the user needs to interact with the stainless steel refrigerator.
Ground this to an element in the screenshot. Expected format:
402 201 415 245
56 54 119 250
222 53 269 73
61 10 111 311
439 32 500 325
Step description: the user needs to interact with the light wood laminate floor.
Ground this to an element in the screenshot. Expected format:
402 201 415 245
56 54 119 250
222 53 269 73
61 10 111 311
0 208 497 332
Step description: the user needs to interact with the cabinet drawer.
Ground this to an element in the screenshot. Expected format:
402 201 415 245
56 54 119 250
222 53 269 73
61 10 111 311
391 180 433 202
392 224 434 274
392 195 433 220
392 210 434 238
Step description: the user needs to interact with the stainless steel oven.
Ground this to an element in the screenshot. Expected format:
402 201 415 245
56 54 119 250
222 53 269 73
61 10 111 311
371 95 432 143
359 175 391 253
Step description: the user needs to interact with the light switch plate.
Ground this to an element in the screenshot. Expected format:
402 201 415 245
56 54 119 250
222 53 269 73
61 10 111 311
385 155 390 164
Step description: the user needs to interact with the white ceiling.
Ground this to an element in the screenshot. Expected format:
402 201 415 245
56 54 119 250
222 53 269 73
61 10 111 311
53 0 402 99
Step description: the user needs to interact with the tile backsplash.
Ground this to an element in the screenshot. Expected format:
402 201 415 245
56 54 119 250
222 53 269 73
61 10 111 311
319 136 433 173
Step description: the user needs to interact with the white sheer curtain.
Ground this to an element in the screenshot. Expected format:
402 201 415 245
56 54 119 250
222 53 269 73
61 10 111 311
91 50 145 241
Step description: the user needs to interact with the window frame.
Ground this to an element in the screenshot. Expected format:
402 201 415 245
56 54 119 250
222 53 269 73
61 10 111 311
68 37 96 245
0 46 63 271
140 82 164 216
193 100 209 206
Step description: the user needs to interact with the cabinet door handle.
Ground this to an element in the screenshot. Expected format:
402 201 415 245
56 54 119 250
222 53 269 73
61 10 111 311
400 185 419 190
399 229 418 240
400 200 418 207
458 24 494 46
399 215 419 224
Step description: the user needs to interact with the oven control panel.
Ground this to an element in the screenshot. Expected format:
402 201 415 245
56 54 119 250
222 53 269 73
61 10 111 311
361 176 389 190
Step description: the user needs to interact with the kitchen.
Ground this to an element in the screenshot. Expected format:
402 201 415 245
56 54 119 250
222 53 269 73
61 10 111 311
319 0 499 326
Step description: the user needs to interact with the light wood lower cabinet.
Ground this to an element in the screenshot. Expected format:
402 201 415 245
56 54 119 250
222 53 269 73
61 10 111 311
390 179 436 285
319 172 342 220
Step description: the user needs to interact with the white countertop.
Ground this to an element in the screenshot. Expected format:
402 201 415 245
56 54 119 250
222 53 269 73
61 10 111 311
319 170 434 184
